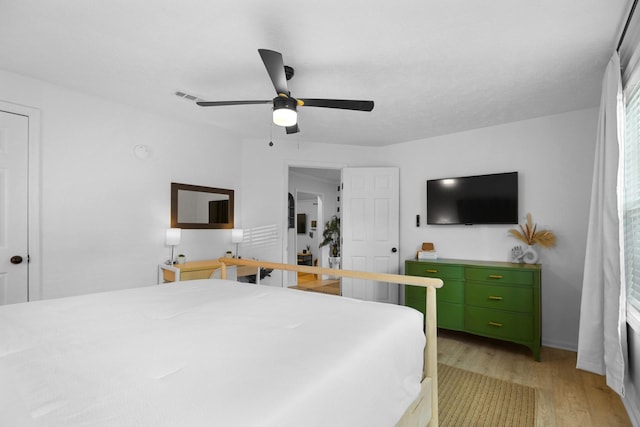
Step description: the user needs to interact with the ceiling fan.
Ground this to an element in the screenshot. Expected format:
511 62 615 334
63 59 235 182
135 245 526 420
196 49 374 134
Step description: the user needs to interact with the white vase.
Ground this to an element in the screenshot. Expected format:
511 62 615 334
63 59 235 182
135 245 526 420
522 246 539 264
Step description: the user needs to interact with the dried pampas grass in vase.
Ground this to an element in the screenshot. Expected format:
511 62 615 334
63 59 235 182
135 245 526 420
509 213 556 263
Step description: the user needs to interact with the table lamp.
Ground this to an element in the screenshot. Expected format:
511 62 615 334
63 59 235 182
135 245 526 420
165 228 181 264
231 228 244 258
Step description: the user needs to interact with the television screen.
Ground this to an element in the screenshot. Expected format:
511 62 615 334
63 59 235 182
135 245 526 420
427 172 518 225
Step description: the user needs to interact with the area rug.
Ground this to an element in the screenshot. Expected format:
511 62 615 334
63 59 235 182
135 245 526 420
438 363 536 427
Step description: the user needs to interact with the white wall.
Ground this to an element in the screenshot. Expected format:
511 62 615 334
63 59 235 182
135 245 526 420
241 109 598 350
381 108 597 350
0 69 243 299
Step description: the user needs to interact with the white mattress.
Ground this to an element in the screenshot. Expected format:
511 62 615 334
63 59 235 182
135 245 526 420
0 279 425 427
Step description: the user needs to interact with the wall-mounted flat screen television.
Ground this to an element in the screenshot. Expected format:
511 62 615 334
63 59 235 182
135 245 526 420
427 172 518 225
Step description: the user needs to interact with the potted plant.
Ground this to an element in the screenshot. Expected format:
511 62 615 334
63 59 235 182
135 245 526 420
319 215 340 257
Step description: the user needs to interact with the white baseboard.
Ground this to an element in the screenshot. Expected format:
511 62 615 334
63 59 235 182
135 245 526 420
622 381 640 427
541 338 577 352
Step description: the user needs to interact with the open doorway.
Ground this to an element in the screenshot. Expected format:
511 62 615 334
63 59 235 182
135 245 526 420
287 166 341 291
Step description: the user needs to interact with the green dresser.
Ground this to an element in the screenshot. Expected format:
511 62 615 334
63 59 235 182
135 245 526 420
405 258 541 361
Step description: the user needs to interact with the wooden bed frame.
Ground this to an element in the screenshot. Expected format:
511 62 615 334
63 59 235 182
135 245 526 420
218 257 443 427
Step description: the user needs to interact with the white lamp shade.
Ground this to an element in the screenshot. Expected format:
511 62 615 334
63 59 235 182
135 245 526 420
165 228 181 246
272 108 297 127
231 228 244 243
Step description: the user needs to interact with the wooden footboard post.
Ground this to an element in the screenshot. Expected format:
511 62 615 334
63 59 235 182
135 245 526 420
220 263 227 280
426 285 438 427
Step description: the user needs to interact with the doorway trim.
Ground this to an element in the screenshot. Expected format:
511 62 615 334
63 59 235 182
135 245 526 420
0 100 41 301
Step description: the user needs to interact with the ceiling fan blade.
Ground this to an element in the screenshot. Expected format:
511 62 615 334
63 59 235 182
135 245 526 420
258 49 289 96
196 100 271 107
298 99 374 111
286 123 299 134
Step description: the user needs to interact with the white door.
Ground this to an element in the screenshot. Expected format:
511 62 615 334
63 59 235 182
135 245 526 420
341 167 399 303
0 110 29 305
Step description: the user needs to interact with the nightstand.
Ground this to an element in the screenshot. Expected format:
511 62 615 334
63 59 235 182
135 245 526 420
158 260 223 283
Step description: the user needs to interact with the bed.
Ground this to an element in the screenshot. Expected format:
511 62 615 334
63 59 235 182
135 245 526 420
0 258 442 427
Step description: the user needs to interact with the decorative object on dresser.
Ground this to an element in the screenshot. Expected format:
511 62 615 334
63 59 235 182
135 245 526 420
176 254 186 264
509 212 556 264
405 258 541 361
417 242 438 260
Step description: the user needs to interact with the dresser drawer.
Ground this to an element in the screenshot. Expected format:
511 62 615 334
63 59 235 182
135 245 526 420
465 306 533 341
438 301 464 330
406 280 463 305
465 283 532 313
406 262 464 279
437 280 463 303
465 267 533 285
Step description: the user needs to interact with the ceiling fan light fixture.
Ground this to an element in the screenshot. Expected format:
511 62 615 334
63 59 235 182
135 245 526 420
272 97 297 127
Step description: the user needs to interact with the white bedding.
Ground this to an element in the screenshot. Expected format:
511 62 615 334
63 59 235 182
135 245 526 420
0 279 425 427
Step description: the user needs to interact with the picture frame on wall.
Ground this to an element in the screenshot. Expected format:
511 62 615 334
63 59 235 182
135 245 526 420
297 213 306 234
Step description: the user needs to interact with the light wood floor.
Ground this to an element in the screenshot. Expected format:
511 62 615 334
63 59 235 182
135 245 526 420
437 329 632 427
297 272 317 284
292 272 341 295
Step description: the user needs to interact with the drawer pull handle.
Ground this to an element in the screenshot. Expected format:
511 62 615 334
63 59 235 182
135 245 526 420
488 296 503 301
488 274 503 279
488 321 503 327
426 269 438 273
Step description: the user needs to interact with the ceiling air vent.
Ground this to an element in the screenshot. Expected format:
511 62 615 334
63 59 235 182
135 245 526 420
175 91 200 102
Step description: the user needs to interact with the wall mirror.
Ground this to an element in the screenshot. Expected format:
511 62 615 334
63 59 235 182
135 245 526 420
171 182 234 229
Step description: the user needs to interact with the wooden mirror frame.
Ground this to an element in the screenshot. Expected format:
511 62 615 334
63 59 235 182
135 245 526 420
171 182 235 229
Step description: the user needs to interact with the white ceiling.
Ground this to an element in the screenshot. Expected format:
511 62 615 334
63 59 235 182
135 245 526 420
0 1 630 147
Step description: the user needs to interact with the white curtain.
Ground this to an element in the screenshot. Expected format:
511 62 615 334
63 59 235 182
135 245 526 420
576 52 628 397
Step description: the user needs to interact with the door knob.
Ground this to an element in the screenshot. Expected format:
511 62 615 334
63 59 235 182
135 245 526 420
391 247 398 253
10 255 23 264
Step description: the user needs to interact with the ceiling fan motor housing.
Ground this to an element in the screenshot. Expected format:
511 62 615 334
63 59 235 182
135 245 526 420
273 96 297 112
